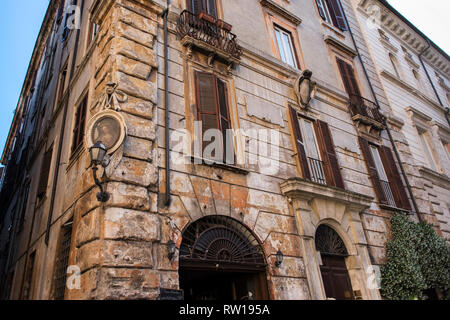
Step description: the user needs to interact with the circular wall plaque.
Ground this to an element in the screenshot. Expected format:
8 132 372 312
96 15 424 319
86 110 126 154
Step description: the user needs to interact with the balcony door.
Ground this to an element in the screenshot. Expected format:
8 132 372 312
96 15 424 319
188 0 218 18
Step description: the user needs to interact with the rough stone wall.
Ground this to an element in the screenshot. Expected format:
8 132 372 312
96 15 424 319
65 0 162 299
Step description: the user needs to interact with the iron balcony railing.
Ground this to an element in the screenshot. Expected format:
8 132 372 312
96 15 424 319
349 94 385 124
176 10 242 60
380 180 397 207
308 157 327 185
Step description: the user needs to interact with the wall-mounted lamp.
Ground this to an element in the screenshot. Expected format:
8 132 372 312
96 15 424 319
168 240 177 260
90 141 110 202
275 249 284 268
295 69 317 109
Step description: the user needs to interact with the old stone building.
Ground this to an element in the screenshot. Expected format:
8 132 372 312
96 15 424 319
0 0 448 300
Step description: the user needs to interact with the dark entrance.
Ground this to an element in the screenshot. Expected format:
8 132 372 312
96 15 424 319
315 224 354 300
179 216 269 301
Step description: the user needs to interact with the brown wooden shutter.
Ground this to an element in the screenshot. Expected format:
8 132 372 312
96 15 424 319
358 138 387 204
326 0 347 31
315 0 327 20
336 58 361 97
207 0 217 18
71 95 87 154
57 0 65 22
289 106 311 181
37 147 53 198
217 78 232 163
188 0 204 14
314 120 345 189
379 146 412 211
196 72 219 155
336 58 367 117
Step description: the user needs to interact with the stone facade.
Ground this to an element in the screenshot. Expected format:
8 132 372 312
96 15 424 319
0 0 448 300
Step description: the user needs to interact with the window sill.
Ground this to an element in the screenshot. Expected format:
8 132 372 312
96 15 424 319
67 145 85 172
321 21 345 39
189 156 249 175
379 203 410 214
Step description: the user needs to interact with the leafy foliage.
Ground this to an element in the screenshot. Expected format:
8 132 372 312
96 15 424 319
381 213 450 300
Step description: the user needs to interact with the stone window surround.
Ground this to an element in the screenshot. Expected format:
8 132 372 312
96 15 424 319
183 56 247 173
261 2 305 71
280 178 381 300
406 106 448 175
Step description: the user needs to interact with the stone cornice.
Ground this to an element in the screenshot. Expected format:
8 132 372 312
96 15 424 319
419 166 450 189
260 0 302 25
405 106 432 123
358 0 450 78
324 35 358 58
280 178 373 211
381 70 446 114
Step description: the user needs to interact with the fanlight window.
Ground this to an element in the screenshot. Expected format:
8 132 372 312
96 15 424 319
315 225 348 256
180 216 266 270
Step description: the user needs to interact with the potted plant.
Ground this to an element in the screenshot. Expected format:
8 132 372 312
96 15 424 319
199 11 216 24
216 19 232 32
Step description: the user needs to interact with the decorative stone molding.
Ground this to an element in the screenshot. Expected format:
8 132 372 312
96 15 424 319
280 178 380 300
382 70 446 112
358 0 450 77
324 35 358 58
85 110 127 155
419 166 450 189
260 0 302 25
379 37 398 54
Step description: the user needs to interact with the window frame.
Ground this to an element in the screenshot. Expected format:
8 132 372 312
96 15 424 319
418 131 438 171
274 25 298 68
71 93 88 156
194 71 235 164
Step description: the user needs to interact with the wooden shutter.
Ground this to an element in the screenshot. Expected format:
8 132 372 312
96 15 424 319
37 147 53 198
336 58 366 117
188 0 204 14
57 0 65 22
196 72 219 155
379 146 412 211
336 58 361 97
316 0 327 20
71 95 87 154
314 120 345 189
289 106 311 181
358 138 387 204
217 78 232 162
207 0 217 18
326 0 347 31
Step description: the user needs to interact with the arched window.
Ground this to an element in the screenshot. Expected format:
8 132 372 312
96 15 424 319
180 216 266 269
315 224 348 256
179 216 269 300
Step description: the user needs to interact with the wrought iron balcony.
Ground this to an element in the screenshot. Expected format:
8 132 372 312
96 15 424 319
349 94 385 126
176 10 242 64
308 157 327 186
380 179 396 207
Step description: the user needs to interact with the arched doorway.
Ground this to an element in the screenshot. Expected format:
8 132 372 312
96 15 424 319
315 225 354 300
179 216 269 300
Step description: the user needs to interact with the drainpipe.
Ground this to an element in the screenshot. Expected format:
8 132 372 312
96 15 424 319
45 0 85 245
340 5 422 221
418 39 444 108
163 0 171 207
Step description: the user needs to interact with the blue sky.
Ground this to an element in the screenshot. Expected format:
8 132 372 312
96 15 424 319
0 0 49 159
0 0 449 160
